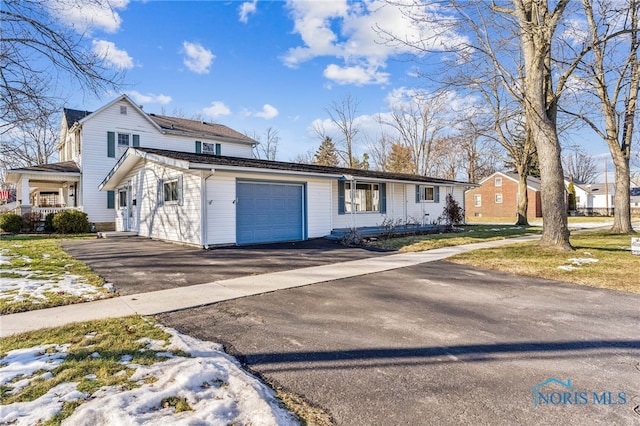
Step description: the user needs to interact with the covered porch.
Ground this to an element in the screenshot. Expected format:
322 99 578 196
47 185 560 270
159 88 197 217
5 162 82 218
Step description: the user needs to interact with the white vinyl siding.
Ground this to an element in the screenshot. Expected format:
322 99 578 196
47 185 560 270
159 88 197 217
205 171 332 246
333 182 463 228
78 100 253 224
115 161 201 245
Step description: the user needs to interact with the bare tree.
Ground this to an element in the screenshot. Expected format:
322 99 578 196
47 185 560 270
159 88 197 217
291 150 315 164
324 93 361 168
378 91 448 175
561 0 639 233
251 127 280 160
562 144 598 184
1 0 124 134
378 1 585 249
0 108 59 169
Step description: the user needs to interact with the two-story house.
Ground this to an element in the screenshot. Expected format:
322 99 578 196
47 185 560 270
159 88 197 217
6 95 256 230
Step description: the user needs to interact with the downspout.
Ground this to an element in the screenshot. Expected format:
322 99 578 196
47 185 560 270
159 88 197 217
200 169 215 248
351 177 356 229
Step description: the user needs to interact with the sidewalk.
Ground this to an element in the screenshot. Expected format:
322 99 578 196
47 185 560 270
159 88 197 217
0 235 541 337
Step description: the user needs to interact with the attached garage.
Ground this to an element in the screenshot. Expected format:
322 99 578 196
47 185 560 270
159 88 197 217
236 181 305 245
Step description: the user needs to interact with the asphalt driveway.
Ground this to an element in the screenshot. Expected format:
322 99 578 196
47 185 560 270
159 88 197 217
158 261 640 426
61 237 388 296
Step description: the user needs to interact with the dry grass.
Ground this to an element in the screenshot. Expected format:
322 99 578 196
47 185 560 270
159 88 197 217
370 225 541 252
449 231 640 293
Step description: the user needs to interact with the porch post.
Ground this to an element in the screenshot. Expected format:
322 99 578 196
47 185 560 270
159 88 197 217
19 177 32 217
20 177 31 206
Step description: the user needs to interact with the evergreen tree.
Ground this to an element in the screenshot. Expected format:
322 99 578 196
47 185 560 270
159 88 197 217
313 137 340 167
386 143 414 174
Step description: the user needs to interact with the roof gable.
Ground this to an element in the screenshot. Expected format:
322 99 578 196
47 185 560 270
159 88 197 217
63 95 255 145
477 171 541 191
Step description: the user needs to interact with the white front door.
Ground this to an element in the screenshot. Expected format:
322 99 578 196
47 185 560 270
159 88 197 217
118 184 135 232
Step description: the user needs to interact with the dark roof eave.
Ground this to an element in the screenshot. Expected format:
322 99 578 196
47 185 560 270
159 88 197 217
135 147 472 186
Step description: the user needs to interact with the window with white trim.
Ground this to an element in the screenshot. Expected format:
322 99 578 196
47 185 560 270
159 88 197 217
474 194 481 207
494 177 502 187
120 105 127 115
495 193 503 203
203 142 221 155
419 186 435 202
345 181 380 212
163 179 179 203
117 133 130 146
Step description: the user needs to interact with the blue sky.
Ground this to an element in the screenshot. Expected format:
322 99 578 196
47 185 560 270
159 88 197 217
57 0 618 176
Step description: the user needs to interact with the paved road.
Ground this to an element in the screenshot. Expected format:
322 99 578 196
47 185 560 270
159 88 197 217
62 237 387 295
158 261 640 426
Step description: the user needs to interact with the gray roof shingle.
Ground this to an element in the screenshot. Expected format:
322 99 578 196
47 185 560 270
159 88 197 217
62 107 254 144
63 108 92 128
136 147 470 185
147 114 255 144
10 161 80 174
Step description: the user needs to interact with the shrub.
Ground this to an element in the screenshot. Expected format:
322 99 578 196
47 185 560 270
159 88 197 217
52 210 90 234
439 194 464 228
340 228 364 246
22 211 43 233
0 213 23 233
44 212 56 233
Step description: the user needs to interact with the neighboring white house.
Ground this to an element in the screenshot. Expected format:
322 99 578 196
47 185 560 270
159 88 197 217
6 95 256 230
572 182 615 215
99 147 470 247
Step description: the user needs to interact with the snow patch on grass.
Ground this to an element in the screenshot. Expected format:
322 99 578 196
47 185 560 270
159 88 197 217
0 328 299 426
0 250 106 307
558 255 600 272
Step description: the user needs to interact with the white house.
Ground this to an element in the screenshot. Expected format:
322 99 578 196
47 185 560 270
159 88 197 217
7 95 471 246
99 147 470 247
572 182 615 215
6 95 256 230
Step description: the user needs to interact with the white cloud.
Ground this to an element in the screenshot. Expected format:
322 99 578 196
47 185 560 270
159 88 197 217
127 91 172 105
45 0 129 34
239 0 258 23
92 40 133 69
323 64 389 86
562 18 589 46
182 41 215 74
203 101 231 118
282 0 467 85
254 104 279 119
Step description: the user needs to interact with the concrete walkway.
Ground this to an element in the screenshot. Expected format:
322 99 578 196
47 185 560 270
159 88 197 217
0 235 541 337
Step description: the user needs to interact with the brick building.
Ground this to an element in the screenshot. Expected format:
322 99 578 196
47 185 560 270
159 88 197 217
465 172 542 221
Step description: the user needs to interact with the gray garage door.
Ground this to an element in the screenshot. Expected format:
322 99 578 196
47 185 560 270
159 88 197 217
236 181 304 245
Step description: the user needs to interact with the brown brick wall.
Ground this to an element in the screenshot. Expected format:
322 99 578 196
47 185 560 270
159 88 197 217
465 175 542 220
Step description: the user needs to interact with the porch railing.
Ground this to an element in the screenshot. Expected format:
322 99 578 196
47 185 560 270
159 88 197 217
32 206 80 216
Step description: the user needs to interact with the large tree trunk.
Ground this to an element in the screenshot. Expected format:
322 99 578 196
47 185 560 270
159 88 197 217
516 168 529 226
611 152 633 233
517 0 572 250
